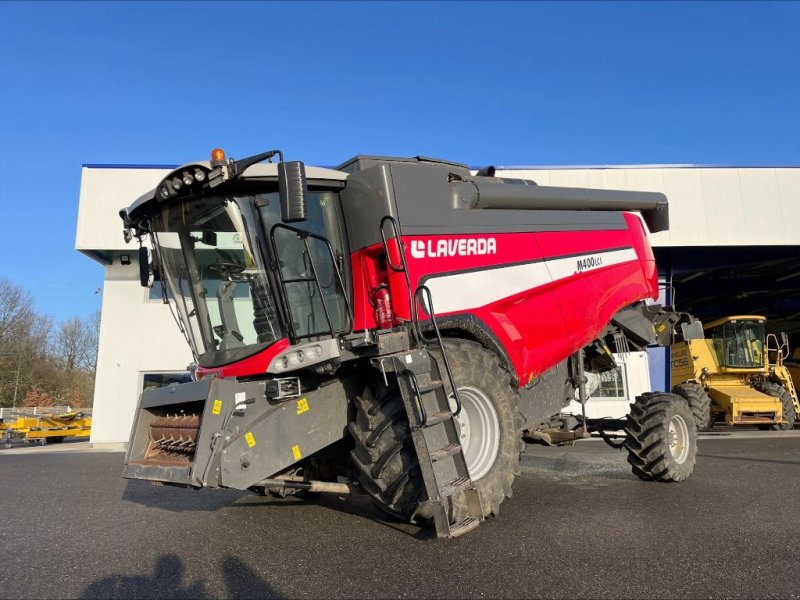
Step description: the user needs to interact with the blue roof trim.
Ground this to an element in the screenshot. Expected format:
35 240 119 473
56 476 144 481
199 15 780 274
486 164 800 170
82 162 800 171
82 164 178 169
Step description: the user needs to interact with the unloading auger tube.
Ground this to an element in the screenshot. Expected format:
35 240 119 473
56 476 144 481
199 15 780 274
119 148 695 539
449 172 669 233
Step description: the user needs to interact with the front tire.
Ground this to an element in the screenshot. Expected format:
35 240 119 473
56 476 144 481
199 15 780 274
349 378 427 521
625 392 697 482
349 339 524 522
756 382 796 430
440 339 525 517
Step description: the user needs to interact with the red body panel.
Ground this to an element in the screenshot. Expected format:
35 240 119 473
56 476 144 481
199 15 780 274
207 212 658 386
196 338 290 379
350 212 658 386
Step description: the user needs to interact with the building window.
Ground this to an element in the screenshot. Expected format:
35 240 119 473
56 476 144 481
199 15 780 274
142 371 192 392
148 278 171 301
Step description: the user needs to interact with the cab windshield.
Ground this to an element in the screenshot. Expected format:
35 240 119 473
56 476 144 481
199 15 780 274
151 195 281 367
709 320 765 369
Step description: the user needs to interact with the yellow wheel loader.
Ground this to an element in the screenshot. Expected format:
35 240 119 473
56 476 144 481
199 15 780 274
670 316 798 431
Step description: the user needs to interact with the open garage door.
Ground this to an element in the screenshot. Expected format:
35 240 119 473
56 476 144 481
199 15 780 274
656 246 800 343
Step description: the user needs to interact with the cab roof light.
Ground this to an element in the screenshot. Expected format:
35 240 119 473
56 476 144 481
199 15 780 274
210 148 226 167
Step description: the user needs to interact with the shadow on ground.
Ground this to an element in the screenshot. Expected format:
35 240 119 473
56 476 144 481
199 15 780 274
120 479 248 513
80 554 284 599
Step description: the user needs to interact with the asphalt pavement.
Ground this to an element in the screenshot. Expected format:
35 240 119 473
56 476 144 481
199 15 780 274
0 432 798 599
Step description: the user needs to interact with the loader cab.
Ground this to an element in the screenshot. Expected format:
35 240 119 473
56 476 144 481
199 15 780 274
125 153 351 372
704 316 767 371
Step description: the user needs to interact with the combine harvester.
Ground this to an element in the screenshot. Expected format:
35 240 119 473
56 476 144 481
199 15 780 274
1 411 92 447
671 315 798 430
119 148 700 537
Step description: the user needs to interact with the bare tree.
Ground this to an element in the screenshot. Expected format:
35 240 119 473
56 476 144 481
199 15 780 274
52 312 99 373
0 279 97 408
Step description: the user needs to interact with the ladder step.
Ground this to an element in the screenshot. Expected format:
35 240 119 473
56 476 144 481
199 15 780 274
430 442 462 462
449 517 481 538
440 476 472 497
424 410 453 426
417 379 443 393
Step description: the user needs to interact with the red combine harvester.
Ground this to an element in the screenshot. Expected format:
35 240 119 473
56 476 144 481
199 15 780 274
120 150 697 537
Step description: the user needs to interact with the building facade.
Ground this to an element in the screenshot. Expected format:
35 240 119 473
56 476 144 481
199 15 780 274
76 162 800 443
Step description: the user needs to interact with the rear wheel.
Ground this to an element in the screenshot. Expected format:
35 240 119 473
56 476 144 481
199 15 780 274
672 382 713 431
625 392 697 482
756 382 796 430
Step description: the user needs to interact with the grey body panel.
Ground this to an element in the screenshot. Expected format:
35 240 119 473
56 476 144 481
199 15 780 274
219 378 350 490
339 164 399 253
123 375 351 491
337 156 666 252
337 155 470 174
518 359 574 429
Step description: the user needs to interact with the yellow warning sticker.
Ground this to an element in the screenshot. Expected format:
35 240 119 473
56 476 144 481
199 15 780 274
656 323 666 333
292 444 302 460
245 432 256 448
212 399 223 415
296 398 309 415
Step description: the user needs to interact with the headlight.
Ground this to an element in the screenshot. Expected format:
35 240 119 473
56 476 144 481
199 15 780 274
171 177 183 190
182 171 194 186
194 169 206 182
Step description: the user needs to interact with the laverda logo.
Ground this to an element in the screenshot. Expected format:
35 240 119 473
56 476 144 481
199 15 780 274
410 237 497 259
576 255 603 273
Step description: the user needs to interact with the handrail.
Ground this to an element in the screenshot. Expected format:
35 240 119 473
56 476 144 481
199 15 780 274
379 215 417 340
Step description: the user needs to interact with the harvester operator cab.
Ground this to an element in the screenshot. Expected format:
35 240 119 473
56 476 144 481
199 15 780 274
705 317 766 370
121 149 351 371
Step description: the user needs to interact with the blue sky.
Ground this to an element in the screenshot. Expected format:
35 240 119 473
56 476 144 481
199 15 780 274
0 1 798 323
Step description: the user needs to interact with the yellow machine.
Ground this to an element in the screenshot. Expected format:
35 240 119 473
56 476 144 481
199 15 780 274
0 412 92 447
671 316 798 431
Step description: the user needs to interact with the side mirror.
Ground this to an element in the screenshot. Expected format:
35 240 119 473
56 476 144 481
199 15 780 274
681 320 705 341
139 246 153 288
202 231 217 247
278 161 308 223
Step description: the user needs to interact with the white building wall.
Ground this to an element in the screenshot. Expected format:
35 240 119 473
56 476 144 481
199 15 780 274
76 166 173 253
77 164 800 443
91 258 192 443
496 167 800 246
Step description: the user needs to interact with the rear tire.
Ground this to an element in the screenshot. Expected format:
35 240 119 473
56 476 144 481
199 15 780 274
625 392 697 482
672 382 713 431
756 382 796 431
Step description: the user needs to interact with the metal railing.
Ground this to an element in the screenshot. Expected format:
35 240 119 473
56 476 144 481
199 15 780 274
0 406 92 419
